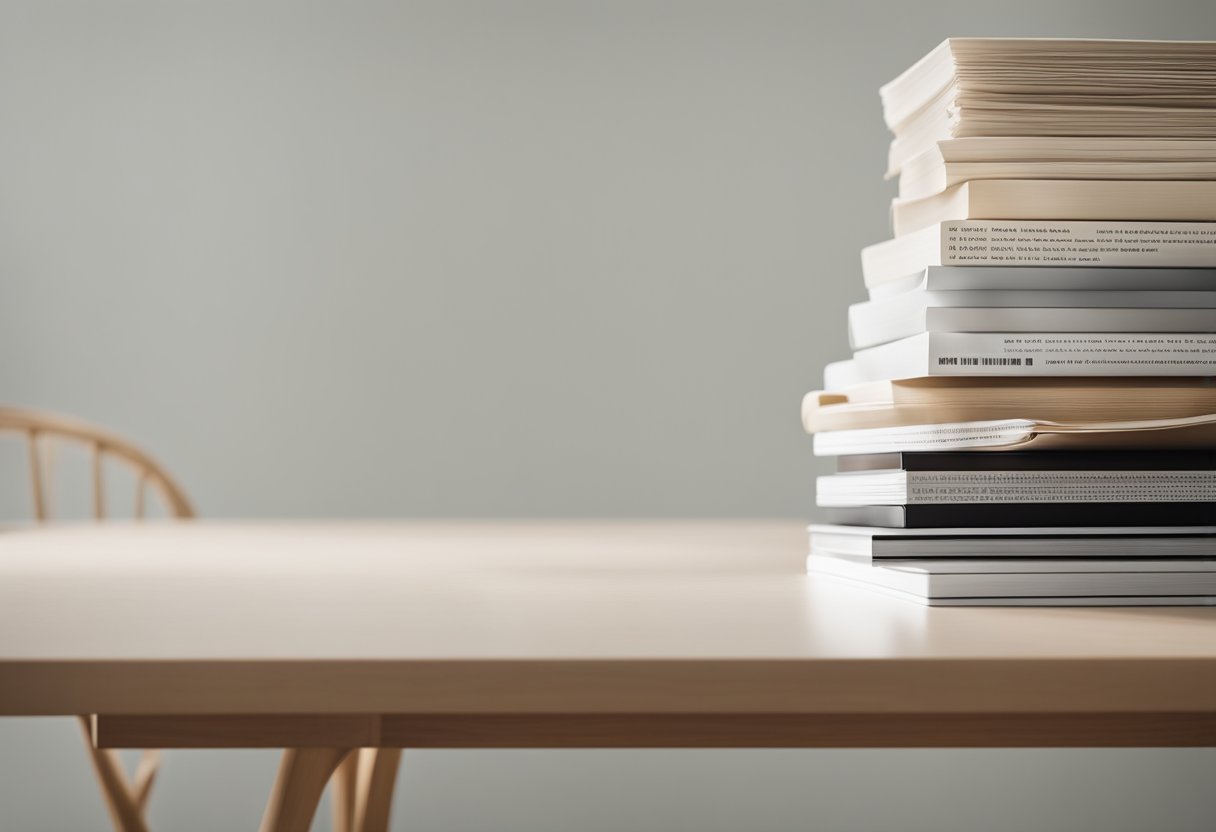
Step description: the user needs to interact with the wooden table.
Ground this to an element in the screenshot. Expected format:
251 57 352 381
2 521 1215 831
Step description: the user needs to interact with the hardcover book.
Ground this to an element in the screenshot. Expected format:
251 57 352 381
807 523 1216 559
817 502 1216 529
817 468 1216 505
806 553 1216 598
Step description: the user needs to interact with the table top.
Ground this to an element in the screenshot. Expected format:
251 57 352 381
2 521 1214 716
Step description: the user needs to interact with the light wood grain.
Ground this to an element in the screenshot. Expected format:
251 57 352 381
92 441 105 520
3 523 1215 717
91 711 1216 749
94 715 381 748
2 407 195 520
26 431 46 521
130 751 160 813
330 752 360 832
259 748 351 832
353 748 401 832
377 712 1216 748
77 717 149 832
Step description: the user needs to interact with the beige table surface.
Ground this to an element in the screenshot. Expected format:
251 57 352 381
1 520 1215 719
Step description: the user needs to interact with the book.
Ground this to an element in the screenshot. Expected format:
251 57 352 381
891 180 1216 237
810 38 1216 608
812 551 1216 574
849 302 1216 350
835 449 1216 472
861 222 1216 290
817 503 1216 529
883 38 1216 126
802 378 1216 432
805 553 1216 598
807 523 1216 560
823 333 1216 389
904 137 1216 169
897 137 1216 199
857 288 1216 314
811 576 1216 606
811 416 1216 456
900 160 1216 202
868 266 1216 301
886 96 1216 180
817 469 1216 506
880 39 1216 175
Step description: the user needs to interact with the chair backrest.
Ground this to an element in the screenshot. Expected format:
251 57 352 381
0 406 194 522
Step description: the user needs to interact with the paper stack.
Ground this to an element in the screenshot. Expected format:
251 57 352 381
804 38 1216 606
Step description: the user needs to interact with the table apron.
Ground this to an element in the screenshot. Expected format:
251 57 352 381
89 712 1216 749
6 659 1216 715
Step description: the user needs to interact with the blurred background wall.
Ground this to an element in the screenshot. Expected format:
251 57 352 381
2 1 1215 829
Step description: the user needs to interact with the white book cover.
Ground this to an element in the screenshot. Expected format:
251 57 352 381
809 570 1216 607
892 181 1216 242
895 139 1216 200
806 552 1216 598
807 523 1216 560
861 221 1216 289
848 304 1216 351
825 333 1216 389
868 268 1216 300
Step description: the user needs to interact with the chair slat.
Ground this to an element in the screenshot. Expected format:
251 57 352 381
4 408 194 831
3 406 195 520
92 442 106 520
39 435 57 519
27 430 47 522
135 471 149 520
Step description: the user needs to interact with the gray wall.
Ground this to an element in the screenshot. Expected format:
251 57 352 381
3 1 1216 829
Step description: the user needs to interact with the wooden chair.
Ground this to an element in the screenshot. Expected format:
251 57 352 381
1 406 193 832
2 406 403 832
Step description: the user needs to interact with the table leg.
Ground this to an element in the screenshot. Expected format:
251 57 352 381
331 751 361 832
260 748 352 832
77 716 150 832
353 748 402 832
131 750 161 814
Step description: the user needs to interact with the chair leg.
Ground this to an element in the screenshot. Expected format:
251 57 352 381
331 750 361 832
353 748 402 832
76 716 151 832
260 748 352 832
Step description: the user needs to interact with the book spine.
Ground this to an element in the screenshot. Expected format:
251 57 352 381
938 221 1216 268
904 471 1216 503
918 266 1216 293
818 503 1216 529
924 333 1216 376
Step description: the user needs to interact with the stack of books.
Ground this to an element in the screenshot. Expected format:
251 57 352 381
804 38 1216 606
